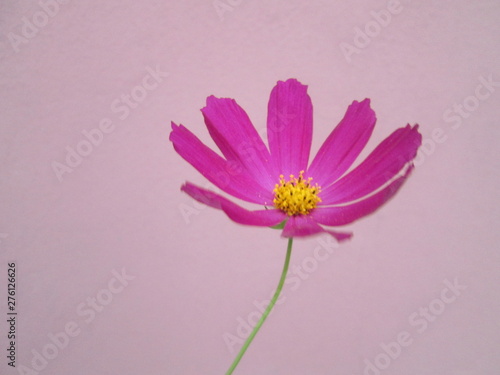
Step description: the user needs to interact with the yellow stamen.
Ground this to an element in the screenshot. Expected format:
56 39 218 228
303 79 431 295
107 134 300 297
273 171 321 216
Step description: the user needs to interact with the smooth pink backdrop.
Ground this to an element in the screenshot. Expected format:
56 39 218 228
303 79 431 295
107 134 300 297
1 1 499 374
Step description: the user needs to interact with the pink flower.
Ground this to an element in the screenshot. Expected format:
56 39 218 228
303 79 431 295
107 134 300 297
170 79 421 241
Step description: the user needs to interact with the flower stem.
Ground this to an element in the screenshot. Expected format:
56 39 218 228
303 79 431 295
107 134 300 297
225 237 294 375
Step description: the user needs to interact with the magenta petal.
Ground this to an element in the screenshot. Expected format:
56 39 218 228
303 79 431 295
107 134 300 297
182 183 287 226
324 229 353 242
320 124 421 205
312 165 414 226
202 96 277 190
307 99 376 187
282 215 352 241
169 122 274 204
282 216 323 237
267 79 313 177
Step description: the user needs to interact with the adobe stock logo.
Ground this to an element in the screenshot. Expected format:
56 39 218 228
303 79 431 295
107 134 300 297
51 64 169 182
362 277 466 375
339 0 405 63
17 268 135 375
223 236 340 353
412 73 499 167
6 0 70 53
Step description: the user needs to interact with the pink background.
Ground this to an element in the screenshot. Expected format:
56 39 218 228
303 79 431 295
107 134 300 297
1 1 499 374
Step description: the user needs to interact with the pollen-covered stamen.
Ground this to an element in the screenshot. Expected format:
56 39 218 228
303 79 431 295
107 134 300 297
273 171 322 216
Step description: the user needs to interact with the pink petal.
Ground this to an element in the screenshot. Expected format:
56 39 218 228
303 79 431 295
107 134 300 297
182 183 287 226
320 125 421 205
312 165 414 226
282 215 352 241
307 99 376 187
267 79 313 177
170 122 274 204
202 96 277 190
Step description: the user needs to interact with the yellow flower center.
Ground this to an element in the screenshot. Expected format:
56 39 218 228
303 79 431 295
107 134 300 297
273 171 322 216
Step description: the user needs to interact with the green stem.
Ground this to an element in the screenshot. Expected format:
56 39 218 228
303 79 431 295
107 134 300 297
225 237 294 375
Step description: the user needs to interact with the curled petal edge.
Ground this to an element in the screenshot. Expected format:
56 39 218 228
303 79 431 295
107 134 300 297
181 183 286 227
282 215 353 242
312 164 415 227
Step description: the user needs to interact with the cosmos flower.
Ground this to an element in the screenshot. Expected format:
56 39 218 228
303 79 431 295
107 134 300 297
170 79 421 241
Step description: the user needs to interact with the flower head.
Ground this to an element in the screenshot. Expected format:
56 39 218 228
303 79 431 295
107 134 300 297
170 79 422 241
